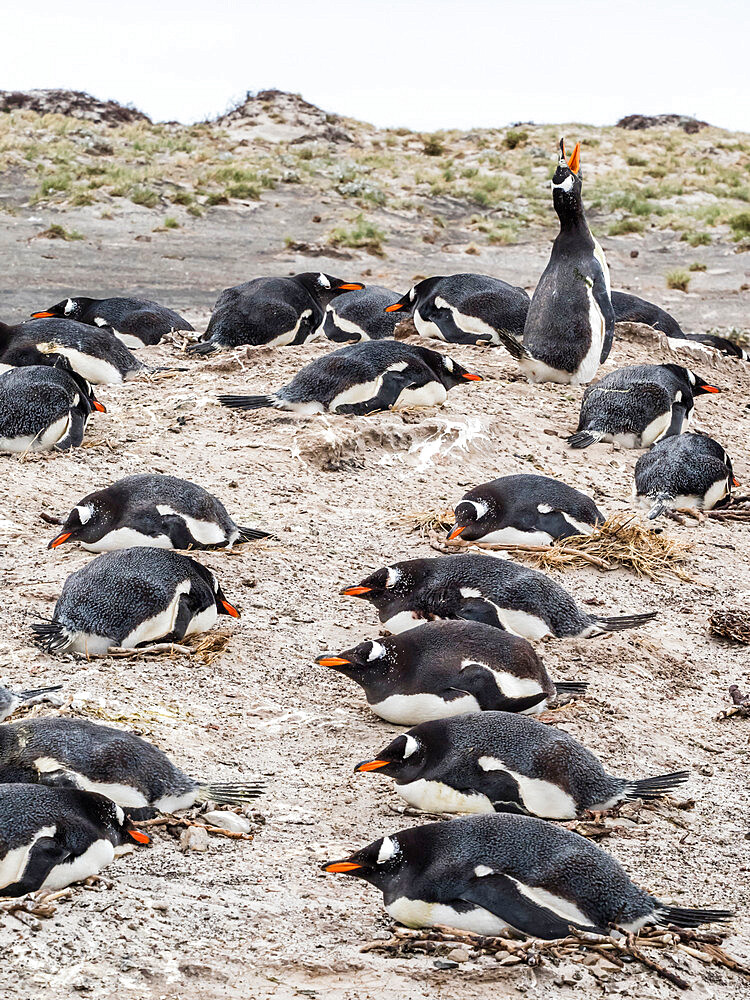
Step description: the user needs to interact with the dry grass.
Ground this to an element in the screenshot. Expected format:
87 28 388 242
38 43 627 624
710 608 750 644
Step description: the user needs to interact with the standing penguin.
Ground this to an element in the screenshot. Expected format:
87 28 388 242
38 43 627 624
0 684 63 723
323 814 732 938
31 547 240 655
384 274 530 346
634 433 737 519
0 784 149 897
322 285 402 342
340 554 656 639
448 474 604 545
218 340 481 416
316 620 586 723
492 141 614 384
568 364 720 449
354 713 689 819
0 363 106 453
188 272 364 354
0 318 145 384
0 717 263 815
31 296 194 349
47 474 272 552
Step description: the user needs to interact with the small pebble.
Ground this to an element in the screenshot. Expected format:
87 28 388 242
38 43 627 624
180 826 209 852
447 947 470 963
203 810 252 834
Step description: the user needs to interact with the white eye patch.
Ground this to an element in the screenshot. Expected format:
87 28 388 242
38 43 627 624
409 287 416 302
64 298 75 315
75 504 94 525
552 175 575 192
402 735 419 759
385 567 402 589
443 356 454 372
458 499 489 520
367 641 386 661
474 864 494 877
318 273 331 288
377 836 399 864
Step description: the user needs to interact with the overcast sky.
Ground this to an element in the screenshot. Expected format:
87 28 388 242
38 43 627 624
4 0 749 131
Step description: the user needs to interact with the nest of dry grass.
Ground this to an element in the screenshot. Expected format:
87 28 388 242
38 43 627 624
419 512 693 581
710 608 750 644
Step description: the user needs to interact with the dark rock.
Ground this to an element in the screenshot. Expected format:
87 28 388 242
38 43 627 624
0 89 150 125
615 114 709 133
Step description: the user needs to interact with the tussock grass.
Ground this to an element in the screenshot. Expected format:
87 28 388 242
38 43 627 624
666 269 691 291
328 213 385 256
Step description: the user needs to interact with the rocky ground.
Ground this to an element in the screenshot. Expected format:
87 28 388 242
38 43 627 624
0 92 749 1000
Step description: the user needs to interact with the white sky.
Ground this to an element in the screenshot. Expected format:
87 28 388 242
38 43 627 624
4 0 749 131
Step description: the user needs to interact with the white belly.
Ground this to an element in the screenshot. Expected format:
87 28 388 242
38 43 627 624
396 778 494 814
0 826 56 890
414 308 446 341
45 347 123 385
39 838 115 891
381 610 433 634
392 381 447 409
83 527 173 552
33 757 149 809
477 525 555 546
387 896 510 936
370 691 480 725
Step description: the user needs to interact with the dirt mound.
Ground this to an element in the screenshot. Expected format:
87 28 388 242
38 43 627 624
213 89 353 143
616 113 710 133
0 88 150 125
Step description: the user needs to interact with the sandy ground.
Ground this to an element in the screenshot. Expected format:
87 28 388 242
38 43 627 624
0 196 749 1000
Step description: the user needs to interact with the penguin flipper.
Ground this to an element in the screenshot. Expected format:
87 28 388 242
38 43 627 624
459 872 593 940
455 598 505 630
665 402 687 438
333 369 418 415
36 767 85 792
456 663 548 713
3 837 70 897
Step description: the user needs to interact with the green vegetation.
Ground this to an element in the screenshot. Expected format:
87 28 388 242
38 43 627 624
729 211 750 238
504 129 529 150
666 269 691 292
608 217 644 235
328 214 385 256
688 261 707 271
163 216 180 229
38 224 84 241
130 186 159 208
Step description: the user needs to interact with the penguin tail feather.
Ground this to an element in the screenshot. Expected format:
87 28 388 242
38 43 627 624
553 680 588 696
30 622 72 653
218 394 275 411
656 905 733 929
237 526 275 542
186 339 219 355
196 781 265 805
624 771 690 801
493 327 529 361
647 493 674 520
567 430 603 449
17 684 64 701
594 611 657 632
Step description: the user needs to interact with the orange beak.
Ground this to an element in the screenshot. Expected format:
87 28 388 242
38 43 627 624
385 303 404 313
316 656 352 667
354 760 389 772
92 399 107 413
733 477 741 487
340 585 372 596
31 311 55 319
337 283 365 291
567 142 581 174
48 531 73 549
129 829 151 845
323 861 362 873
700 384 720 393
462 373 482 381
448 525 465 540
221 599 240 617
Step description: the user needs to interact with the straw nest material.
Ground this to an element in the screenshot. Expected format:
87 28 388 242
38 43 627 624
398 511 693 581
710 608 750 644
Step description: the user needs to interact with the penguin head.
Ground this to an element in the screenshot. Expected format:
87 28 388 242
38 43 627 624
354 731 429 781
384 277 442 315
323 832 407 888
315 637 393 679
52 358 107 415
340 562 420 615
665 365 721 396
77 790 151 848
191 561 240 618
48 500 110 550
31 297 93 321
295 273 364 305
449 494 496 541
432 352 483 389
551 139 583 220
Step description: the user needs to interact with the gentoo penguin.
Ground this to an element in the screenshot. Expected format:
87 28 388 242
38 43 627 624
355 713 689 819
316 620 586 723
188 272 364 354
219 340 481 416
634 433 737 519
322 285 401 342
31 296 194 349
0 784 149 897
568 363 720 449
0 717 263 817
384 274 529 346
32 547 240 655
449 474 604 546
340 554 655 640
0 363 106 453
48 473 272 552
611 291 748 359
0 318 145 384
492 141 614 384
0 684 63 723
323 813 732 938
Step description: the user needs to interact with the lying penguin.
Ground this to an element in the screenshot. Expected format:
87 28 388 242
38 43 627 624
32 547 240 655
323 813 732 939
0 683 63 723
0 784 149 897
355 713 689 819
492 141 614 384
634 433 737 519
322 285 401 342
568 363 720 449
31 296 193 349
0 318 145 384
0 717 263 817
384 274 529 346
48 473 272 552
340 554 656 640
0 364 106 453
449 474 604 545
612 291 748 359
189 272 364 353
316 620 586 723
219 340 481 416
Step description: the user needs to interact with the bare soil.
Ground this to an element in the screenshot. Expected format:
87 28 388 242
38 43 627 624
0 201 749 1000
